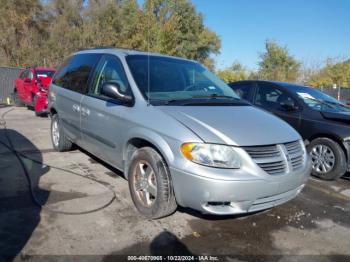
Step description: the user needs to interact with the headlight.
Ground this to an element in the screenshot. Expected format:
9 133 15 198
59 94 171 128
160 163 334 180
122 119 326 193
181 143 241 168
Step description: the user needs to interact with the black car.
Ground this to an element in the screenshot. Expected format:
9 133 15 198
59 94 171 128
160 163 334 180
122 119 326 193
229 80 350 180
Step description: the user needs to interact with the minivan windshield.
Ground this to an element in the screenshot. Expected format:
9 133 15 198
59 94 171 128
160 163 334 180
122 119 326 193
126 55 241 105
289 85 350 112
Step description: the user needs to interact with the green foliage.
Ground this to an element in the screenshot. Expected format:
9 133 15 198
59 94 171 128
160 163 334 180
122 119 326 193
217 62 249 83
305 59 350 88
142 0 220 64
0 0 44 66
258 40 300 82
0 0 220 68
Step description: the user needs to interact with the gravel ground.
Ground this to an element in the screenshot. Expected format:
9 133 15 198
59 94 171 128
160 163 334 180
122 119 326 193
0 106 349 261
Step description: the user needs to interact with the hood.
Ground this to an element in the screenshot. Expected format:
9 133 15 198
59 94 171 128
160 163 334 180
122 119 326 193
321 110 350 124
159 105 300 146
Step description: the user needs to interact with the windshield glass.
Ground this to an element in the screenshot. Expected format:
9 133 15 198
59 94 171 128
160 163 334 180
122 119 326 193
36 70 55 78
126 55 240 103
291 85 350 112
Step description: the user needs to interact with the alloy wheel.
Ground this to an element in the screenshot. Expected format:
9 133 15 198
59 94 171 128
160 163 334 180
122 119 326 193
132 160 157 207
310 144 335 174
52 119 60 147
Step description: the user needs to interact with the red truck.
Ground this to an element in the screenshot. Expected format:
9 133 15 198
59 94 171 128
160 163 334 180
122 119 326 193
13 67 55 116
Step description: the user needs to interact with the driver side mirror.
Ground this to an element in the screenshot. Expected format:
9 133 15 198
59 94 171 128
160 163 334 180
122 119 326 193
101 82 133 106
280 99 298 111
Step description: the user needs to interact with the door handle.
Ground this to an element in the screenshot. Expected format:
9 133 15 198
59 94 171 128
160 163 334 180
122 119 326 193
81 107 90 116
72 104 80 112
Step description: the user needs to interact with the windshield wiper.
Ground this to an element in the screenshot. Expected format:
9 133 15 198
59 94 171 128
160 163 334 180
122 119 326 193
152 94 245 106
193 94 240 100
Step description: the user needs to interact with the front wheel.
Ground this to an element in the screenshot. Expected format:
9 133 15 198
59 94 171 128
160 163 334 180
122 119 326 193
51 114 73 152
128 147 177 219
308 137 346 180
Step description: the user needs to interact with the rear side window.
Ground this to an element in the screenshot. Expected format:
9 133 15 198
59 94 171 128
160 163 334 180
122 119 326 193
53 54 101 94
229 82 253 100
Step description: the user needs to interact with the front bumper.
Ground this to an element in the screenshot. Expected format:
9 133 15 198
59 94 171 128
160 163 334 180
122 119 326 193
170 160 311 215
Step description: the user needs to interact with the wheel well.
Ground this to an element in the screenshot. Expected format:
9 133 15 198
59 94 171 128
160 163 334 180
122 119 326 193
124 138 166 177
50 108 57 116
309 133 347 159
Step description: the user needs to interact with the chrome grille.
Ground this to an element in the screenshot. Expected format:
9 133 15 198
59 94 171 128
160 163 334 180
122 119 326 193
291 155 303 170
243 144 286 175
244 140 304 175
285 141 302 155
243 145 280 159
258 160 286 174
285 141 304 170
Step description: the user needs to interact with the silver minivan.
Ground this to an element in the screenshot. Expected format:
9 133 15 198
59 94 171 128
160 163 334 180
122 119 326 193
49 48 311 218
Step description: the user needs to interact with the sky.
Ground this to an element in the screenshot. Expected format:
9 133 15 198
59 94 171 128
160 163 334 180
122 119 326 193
138 0 350 70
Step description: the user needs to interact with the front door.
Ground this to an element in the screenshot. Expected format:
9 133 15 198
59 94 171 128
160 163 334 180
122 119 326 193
80 54 132 168
255 82 301 131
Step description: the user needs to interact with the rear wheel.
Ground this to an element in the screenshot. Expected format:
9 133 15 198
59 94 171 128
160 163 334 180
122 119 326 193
308 137 346 180
51 114 73 152
128 147 177 219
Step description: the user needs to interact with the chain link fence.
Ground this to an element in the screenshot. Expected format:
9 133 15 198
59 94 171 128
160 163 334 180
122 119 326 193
319 87 350 102
0 66 22 104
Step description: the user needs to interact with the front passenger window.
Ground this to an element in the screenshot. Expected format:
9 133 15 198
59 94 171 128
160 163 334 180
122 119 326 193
92 56 129 96
256 84 296 111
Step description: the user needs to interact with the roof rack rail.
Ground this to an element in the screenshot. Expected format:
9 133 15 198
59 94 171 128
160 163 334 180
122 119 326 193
78 46 146 52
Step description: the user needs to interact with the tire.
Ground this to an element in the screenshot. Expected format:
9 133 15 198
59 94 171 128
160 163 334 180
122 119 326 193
308 137 346 180
13 90 23 107
128 147 177 219
50 114 73 152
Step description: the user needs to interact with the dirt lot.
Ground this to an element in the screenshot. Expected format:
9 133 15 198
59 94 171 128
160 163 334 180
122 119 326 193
0 106 349 261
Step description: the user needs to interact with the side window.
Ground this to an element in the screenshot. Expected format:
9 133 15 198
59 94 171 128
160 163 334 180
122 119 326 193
19 70 26 79
256 83 296 110
28 70 34 80
230 82 253 100
21 70 29 79
91 55 129 96
52 54 101 94
52 57 71 86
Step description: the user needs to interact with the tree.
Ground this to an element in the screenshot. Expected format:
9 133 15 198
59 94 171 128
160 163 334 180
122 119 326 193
258 40 300 82
43 0 87 66
0 0 45 66
303 58 350 88
142 0 220 65
217 61 249 83
325 58 350 88
0 0 221 69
